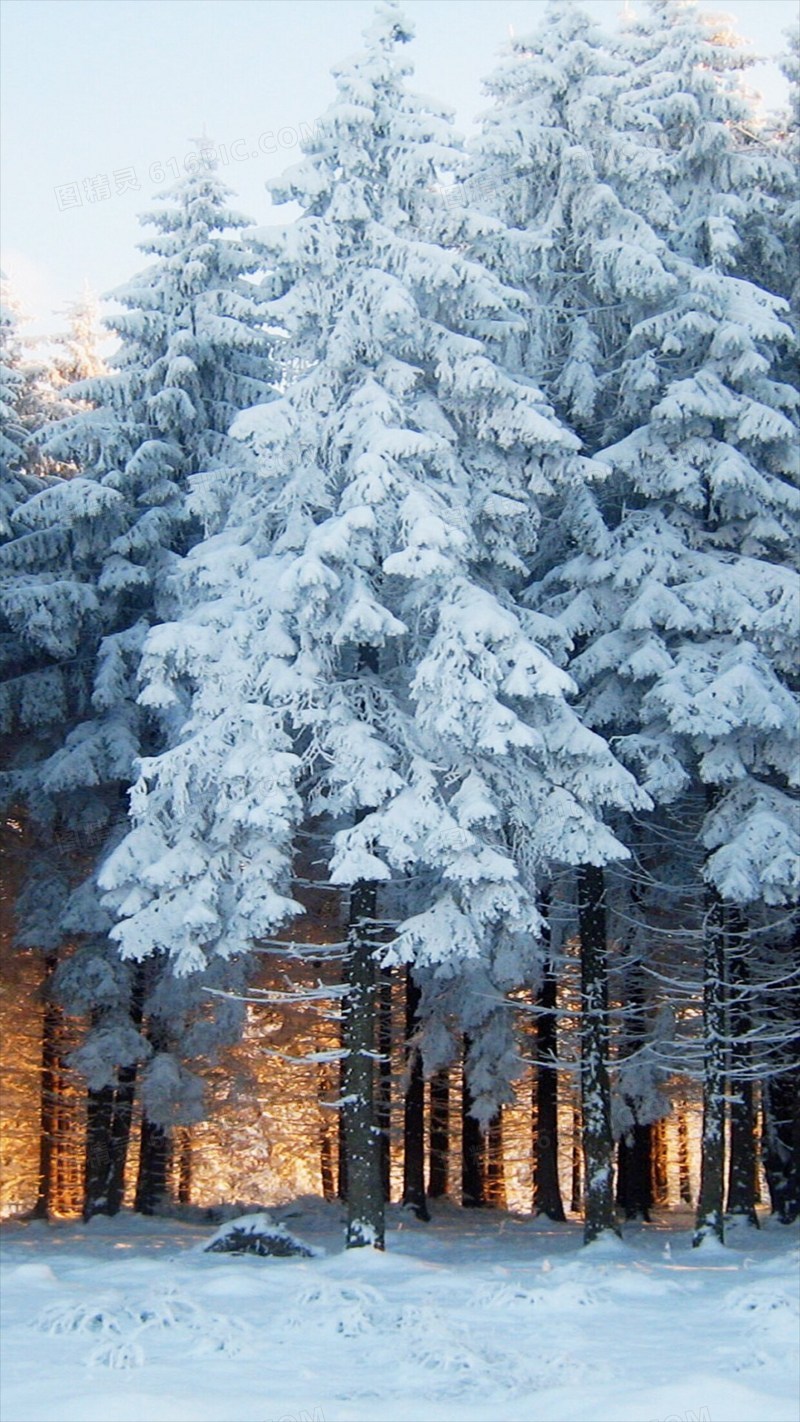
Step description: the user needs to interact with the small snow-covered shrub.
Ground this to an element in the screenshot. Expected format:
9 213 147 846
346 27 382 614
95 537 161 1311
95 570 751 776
203 1212 319 1258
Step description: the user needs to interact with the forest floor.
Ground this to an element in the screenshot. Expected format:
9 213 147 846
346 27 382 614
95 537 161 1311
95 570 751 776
0 1198 797 1422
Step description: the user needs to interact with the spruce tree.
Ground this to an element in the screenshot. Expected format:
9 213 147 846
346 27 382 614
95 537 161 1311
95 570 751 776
0 151 275 1217
534 0 799 1247
101 3 646 1249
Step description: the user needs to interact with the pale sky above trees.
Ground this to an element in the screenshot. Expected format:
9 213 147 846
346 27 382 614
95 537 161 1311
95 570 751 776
0 0 793 338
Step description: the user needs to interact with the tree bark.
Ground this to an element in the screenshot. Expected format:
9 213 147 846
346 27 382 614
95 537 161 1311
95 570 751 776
176 1127 192 1205
461 1035 484 1208
82 961 147 1220
134 1115 171 1214
377 967 393 1202
402 968 429 1219
570 1099 582 1214
32 952 61 1220
577 864 618 1242
485 1109 506 1209
337 1029 348 1201
617 1122 653 1221
342 877 384 1249
105 961 146 1215
693 886 727 1246
762 1071 800 1223
615 960 652 1221
651 1117 669 1207
83 1083 116 1221
318 1061 337 1201
726 914 758 1224
678 1102 693 1205
428 1068 449 1198
533 960 566 1220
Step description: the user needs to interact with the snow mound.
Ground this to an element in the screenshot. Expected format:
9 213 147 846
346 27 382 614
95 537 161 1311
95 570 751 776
36 1297 125 1337
34 1286 257 1369
202 1211 321 1258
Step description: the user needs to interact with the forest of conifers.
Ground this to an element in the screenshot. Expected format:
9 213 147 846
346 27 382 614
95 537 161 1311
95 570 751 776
0 0 798 1252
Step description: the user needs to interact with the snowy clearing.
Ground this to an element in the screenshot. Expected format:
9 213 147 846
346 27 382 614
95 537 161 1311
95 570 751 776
1 1201 797 1422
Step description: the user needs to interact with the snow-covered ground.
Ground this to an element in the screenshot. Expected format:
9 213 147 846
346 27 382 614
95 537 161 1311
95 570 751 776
1 1200 797 1422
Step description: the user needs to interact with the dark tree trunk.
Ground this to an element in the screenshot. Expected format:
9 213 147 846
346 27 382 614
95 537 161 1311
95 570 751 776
678 1103 693 1205
651 1118 669 1207
134 1115 171 1214
577 865 618 1242
103 1063 137 1215
402 968 429 1219
105 962 146 1215
617 1123 653 1221
337 1029 348 1201
485 1110 506 1209
428 1068 449 1198
762 1071 800 1223
320 1121 336 1200
377 967 393 1202
461 1035 484 1208
318 1061 337 1201
83 1083 116 1221
176 1127 192 1205
570 1100 582 1214
342 877 384 1249
693 886 727 1246
533 960 566 1221
726 915 758 1224
615 963 652 1222
32 952 61 1220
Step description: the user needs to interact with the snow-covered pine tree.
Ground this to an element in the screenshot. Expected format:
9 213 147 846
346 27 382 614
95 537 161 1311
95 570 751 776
534 0 800 1247
51 287 105 390
0 150 275 1217
472 1 676 452
768 26 800 329
470 1 678 1241
1 277 77 1219
0 274 29 505
0 274 52 518
100 3 647 1249
620 0 798 388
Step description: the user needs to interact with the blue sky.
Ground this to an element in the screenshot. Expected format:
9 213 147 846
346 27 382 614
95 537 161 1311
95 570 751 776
0 0 794 340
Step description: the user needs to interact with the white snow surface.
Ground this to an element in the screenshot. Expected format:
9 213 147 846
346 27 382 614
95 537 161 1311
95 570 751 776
1 1199 797 1422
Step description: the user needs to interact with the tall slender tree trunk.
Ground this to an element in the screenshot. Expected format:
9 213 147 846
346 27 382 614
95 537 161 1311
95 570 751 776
176 1127 192 1205
377 967 393 1202
428 1068 449 1199
693 885 727 1246
617 1123 653 1221
134 1115 171 1214
678 1102 693 1205
342 877 384 1249
105 961 146 1215
577 864 618 1242
726 914 758 1225
651 1118 669 1207
32 952 61 1220
318 1061 337 1201
83 1083 116 1221
485 1109 506 1209
337 1030 348 1201
461 1035 484 1208
402 968 429 1219
570 1099 582 1213
616 964 652 1222
83 961 147 1220
103 1063 137 1215
532 962 565 1221
762 1072 800 1223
